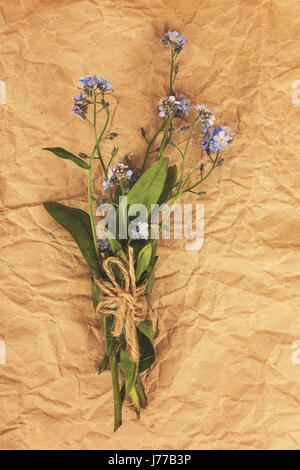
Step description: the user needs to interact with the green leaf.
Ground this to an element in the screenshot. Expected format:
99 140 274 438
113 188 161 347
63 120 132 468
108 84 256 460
91 279 100 311
130 386 140 416
145 249 158 295
136 320 155 372
43 202 100 277
120 383 126 403
98 353 109 375
103 227 127 262
119 348 138 398
104 315 119 356
158 165 178 204
145 268 155 296
135 375 147 408
43 147 89 169
135 244 152 282
187 190 207 197
119 158 169 221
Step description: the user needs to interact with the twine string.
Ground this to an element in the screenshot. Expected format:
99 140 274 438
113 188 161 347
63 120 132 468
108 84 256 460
95 246 149 362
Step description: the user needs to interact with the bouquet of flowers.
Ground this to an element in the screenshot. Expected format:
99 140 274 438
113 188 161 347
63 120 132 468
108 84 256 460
43 30 235 431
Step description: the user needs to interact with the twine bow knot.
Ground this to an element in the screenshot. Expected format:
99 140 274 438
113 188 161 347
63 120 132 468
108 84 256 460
95 246 149 362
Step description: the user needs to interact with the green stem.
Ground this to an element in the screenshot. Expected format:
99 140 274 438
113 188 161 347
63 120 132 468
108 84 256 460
153 189 182 240
110 355 122 432
130 386 140 417
157 117 172 159
87 99 111 261
88 103 100 262
178 120 197 188
135 375 147 408
155 150 220 238
169 49 174 95
141 120 167 172
94 106 110 177
88 159 100 261
170 141 184 159
183 150 220 193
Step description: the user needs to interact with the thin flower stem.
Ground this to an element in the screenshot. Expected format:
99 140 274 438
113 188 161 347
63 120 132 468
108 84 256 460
88 96 111 261
169 49 174 95
181 168 197 189
154 163 205 238
152 188 182 239
94 106 114 205
183 150 220 193
157 117 172 159
170 141 184 159
178 120 197 189
143 48 178 168
107 153 115 168
88 165 100 260
170 49 179 93
141 120 167 171
87 101 101 261
94 106 110 177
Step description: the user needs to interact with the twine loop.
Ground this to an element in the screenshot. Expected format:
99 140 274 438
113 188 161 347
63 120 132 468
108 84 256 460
95 246 149 362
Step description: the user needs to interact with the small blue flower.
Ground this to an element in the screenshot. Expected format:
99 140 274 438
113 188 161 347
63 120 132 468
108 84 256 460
218 158 224 166
97 76 113 93
78 75 113 95
132 173 140 183
102 164 139 191
212 126 235 149
74 92 85 102
158 93 190 118
72 91 90 119
201 126 234 153
201 138 209 150
99 237 112 252
161 30 187 53
177 98 190 116
210 139 221 153
130 221 149 240
102 180 109 190
195 104 215 129
107 167 115 181
79 75 93 87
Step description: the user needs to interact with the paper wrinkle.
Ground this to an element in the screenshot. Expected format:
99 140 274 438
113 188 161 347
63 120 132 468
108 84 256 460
0 0 300 450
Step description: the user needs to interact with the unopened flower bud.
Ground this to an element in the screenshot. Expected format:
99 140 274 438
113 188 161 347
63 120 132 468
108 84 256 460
107 132 118 140
111 146 118 157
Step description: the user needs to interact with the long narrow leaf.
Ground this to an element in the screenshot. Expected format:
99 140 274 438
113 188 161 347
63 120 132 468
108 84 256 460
43 147 89 169
135 243 152 281
119 348 138 398
158 165 178 204
43 202 100 277
119 158 169 223
136 320 155 372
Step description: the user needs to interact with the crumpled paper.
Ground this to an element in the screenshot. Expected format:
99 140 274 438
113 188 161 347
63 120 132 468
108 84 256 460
1 0 300 450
